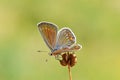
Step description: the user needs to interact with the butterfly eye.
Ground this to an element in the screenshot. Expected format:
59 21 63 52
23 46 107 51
48 53 53 56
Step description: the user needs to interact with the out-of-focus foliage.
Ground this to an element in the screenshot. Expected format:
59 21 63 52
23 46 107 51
0 0 120 80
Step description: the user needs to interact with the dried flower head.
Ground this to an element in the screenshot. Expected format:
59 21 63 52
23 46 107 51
59 52 77 67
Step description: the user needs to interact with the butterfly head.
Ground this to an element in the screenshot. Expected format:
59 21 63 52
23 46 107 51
48 48 63 56
48 52 53 56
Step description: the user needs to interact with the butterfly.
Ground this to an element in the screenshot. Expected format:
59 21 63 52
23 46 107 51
37 21 82 59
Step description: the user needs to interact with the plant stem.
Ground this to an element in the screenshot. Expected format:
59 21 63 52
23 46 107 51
68 65 72 80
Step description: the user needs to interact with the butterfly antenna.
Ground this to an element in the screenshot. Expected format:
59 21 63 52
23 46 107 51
37 50 47 52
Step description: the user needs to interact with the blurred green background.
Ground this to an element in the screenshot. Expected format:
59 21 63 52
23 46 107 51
0 0 120 80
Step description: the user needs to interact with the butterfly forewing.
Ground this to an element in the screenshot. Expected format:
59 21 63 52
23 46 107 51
38 22 58 51
56 28 76 49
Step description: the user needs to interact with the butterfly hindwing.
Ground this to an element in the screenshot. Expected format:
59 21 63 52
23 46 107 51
69 44 82 51
37 22 58 51
56 28 76 50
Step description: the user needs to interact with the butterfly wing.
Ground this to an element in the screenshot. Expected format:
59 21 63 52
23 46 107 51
37 22 58 51
55 28 76 50
69 44 82 51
